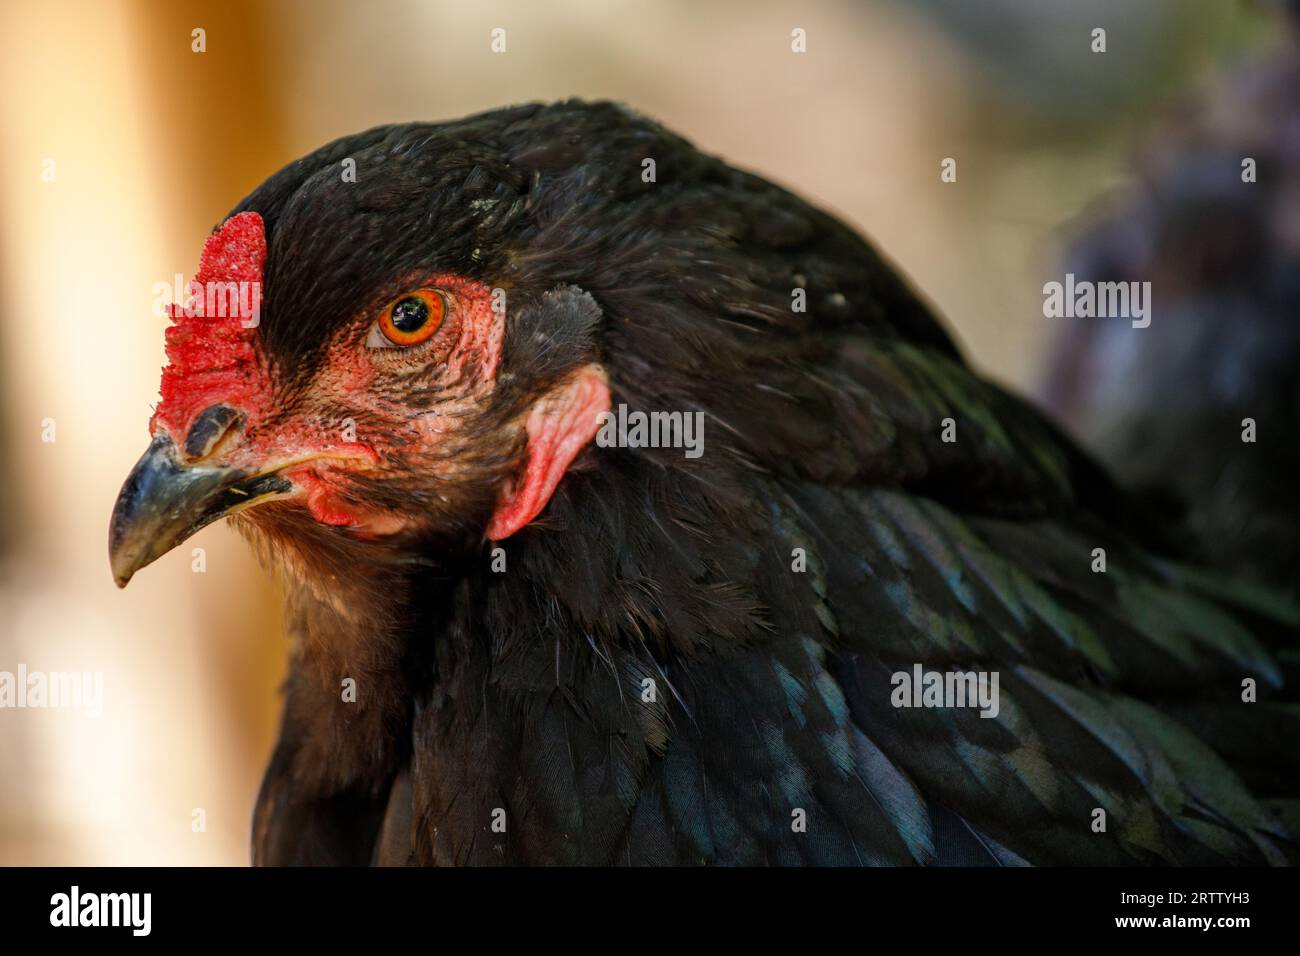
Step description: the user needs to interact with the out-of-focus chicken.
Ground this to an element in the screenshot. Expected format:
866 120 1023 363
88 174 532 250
1040 9 1300 593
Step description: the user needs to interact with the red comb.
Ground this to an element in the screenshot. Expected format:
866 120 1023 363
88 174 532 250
153 212 269 440
193 210 266 288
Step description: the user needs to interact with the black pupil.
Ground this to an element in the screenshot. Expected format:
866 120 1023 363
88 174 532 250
391 297 429 333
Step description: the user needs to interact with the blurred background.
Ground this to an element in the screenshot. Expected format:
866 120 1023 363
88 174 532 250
0 0 1288 864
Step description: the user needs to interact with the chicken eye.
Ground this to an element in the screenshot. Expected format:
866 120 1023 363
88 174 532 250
370 289 446 348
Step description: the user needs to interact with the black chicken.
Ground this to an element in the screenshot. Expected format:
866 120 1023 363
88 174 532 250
110 101 1297 865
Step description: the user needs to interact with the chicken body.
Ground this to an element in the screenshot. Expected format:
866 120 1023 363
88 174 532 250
111 101 1297 865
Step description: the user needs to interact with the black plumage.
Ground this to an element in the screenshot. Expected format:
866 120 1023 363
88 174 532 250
123 100 1297 865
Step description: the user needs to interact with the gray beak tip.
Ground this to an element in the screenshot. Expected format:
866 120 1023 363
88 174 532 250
108 429 293 588
108 434 242 588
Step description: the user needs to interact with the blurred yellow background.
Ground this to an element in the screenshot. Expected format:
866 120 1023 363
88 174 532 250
0 0 1280 864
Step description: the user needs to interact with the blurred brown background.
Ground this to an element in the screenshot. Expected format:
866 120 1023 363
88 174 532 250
0 0 1282 864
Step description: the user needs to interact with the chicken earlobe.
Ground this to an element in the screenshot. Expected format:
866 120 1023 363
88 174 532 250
486 364 610 540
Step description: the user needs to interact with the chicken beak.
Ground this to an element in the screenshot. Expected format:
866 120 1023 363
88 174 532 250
108 433 292 587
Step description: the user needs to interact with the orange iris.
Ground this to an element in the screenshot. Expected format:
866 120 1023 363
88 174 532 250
378 289 446 347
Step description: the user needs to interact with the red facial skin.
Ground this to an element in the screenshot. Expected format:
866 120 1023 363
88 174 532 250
152 213 608 542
